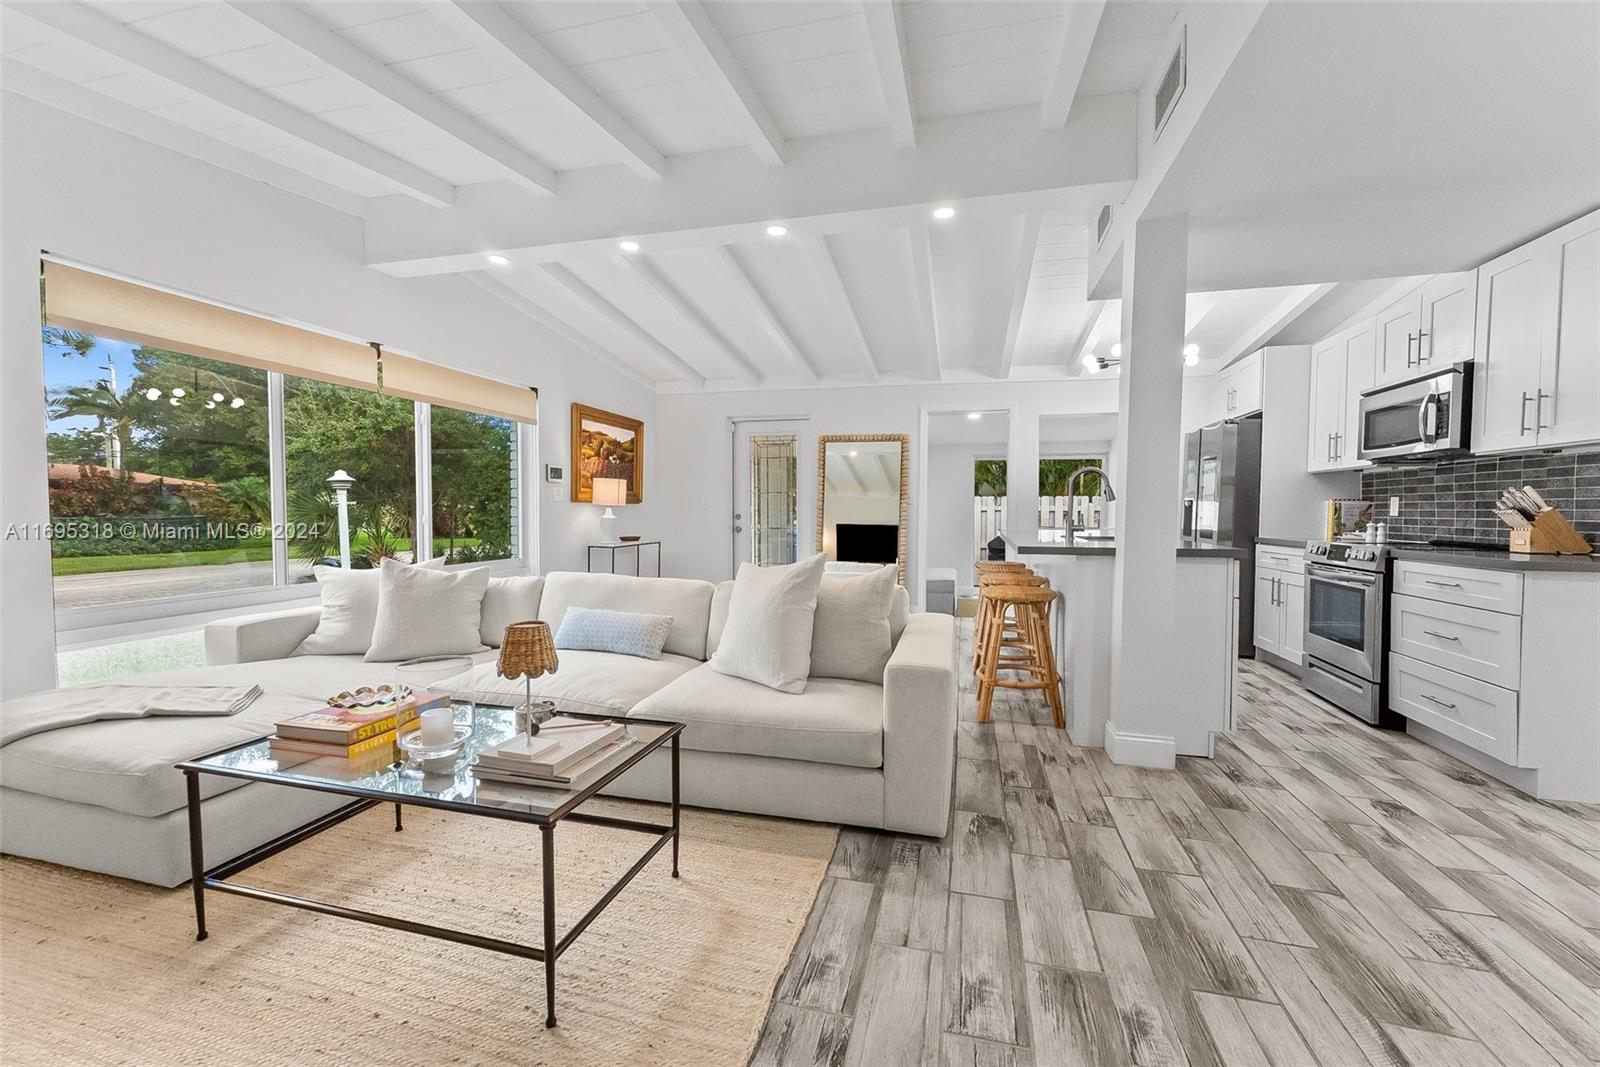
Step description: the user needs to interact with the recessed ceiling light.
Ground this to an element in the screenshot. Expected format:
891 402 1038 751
231 397 245 409
212 392 225 402
966 411 982 420
169 396 181 406
171 387 185 398
932 206 956 221
1183 343 1200 366
618 240 641 253
486 254 510 266
765 224 788 237
848 449 859 457
1081 353 1100 372
144 387 161 400
1110 343 1122 358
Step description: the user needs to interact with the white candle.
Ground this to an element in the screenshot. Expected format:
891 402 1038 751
419 707 454 746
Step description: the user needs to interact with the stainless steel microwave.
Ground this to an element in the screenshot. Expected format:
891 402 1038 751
1358 362 1473 462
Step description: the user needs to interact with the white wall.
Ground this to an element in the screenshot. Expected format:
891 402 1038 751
0 94 656 696
652 378 1120 599
925 442 1000 587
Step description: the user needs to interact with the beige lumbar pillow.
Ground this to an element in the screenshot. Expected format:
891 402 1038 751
294 558 443 657
812 565 897 682
365 557 490 662
709 554 826 693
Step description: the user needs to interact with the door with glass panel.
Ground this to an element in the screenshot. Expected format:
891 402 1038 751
732 420 806 572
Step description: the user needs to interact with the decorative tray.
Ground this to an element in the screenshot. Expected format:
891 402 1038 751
327 684 411 709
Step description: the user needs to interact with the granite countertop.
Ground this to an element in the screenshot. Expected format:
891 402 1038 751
1390 544 1600 574
1007 534 1247 559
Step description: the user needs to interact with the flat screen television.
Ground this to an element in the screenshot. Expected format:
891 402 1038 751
835 523 897 564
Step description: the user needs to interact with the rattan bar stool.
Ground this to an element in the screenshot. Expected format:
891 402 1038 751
975 582 1063 728
971 567 1039 671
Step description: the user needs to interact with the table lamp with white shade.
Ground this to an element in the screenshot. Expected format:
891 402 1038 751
592 477 628 543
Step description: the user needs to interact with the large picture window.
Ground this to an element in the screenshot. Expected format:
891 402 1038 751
43 328 271 609
283 375 417 581
38 262 536 633
430 406 516 565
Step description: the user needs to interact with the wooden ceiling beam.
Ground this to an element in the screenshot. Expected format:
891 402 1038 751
229 0 556 196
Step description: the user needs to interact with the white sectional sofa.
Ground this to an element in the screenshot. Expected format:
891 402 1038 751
0 571 957 886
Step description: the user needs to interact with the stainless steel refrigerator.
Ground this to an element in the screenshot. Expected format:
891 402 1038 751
1181 415 1262 656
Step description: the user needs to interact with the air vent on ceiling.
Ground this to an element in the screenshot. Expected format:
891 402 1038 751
1153 27 1187 142
1095 205 1112 246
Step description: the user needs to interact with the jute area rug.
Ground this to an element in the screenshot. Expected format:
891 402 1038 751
0 799 836 1067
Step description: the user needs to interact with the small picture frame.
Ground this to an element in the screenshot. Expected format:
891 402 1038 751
545 464 565 483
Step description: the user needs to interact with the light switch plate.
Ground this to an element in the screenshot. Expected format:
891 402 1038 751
1389 496 1401 516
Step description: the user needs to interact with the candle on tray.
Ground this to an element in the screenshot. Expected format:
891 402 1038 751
419 706 454 747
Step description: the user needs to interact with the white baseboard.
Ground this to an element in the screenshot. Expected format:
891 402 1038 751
1103 721 1177 769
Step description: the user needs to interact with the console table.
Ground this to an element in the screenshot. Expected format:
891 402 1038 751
587 540 662 577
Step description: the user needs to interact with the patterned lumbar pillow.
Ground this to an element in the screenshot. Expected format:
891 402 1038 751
710 554 826 693
554 607 674 660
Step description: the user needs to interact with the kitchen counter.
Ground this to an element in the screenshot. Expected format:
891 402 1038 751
1389 545 1599 573
1001 535 1241 760
1256 536 1310 549
1009 535 1247 559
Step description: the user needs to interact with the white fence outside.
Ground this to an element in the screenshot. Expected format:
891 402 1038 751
972 495 1109 556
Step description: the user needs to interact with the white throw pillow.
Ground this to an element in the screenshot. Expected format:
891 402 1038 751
709 555 825 693
480 575 545 647
364 558 490 662
812 565 896 682
294 559 443 657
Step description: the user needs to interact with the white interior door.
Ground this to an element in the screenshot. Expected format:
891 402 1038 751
731 420 808 574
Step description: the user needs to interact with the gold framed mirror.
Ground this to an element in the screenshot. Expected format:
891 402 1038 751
816 434 909 585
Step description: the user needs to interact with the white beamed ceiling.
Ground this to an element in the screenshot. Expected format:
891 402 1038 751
2 0 1348 390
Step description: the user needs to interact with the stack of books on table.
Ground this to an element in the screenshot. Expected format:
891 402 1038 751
268 690 449 763
472 717 636 791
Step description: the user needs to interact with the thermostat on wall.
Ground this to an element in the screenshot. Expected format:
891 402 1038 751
545 464 565 483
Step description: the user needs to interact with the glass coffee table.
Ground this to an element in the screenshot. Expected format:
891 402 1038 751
176 705 683 1029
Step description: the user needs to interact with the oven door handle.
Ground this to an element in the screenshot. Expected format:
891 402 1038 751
1306 565 1379 590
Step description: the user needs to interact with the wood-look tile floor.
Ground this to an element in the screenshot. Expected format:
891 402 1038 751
751 627 1600 1067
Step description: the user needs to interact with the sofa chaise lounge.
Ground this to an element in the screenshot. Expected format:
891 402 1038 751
0 571 957 886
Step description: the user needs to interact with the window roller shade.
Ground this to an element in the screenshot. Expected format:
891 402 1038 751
382 354 536 423
42 261 536 423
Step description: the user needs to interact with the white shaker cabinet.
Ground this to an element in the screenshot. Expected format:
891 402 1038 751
1306 322 1372 471
1254 547 1306 666
1474 210 1600 453
1216 351 1263 419
1372 273 1476 385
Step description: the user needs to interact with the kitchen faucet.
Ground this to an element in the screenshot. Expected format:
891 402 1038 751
1064 467 1116 540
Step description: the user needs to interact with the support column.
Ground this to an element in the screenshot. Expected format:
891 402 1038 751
1106 213 1188 767
1006 411 1039 547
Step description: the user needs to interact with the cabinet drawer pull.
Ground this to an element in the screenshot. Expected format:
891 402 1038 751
1423 579 1464 589
1520 391 1533 435
1422 630 1462 642
1420 692 1458 710
1537 390 1551 431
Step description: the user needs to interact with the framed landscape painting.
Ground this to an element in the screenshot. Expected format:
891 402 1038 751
571 403 644 503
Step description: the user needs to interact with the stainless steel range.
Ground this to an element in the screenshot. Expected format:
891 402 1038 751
1301 541 1405 727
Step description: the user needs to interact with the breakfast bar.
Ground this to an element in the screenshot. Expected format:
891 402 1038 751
1005 536 1246 758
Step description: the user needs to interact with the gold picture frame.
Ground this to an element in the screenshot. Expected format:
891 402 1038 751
571 403 644 503
816 433 909 586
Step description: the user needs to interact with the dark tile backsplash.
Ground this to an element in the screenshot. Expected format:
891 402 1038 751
1361 450 1600 545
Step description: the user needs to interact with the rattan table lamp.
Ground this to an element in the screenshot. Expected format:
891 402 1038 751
498 620 559 737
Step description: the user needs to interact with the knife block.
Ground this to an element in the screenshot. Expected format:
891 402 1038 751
1508 508 1593 555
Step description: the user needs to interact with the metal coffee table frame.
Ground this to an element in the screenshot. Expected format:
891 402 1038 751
176 711 683 1029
